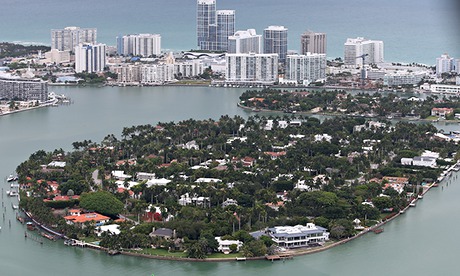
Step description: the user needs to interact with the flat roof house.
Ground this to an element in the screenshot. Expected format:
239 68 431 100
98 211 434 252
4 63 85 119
267 223 329 249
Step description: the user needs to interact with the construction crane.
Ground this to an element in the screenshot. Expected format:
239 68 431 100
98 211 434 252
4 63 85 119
356 54 369 88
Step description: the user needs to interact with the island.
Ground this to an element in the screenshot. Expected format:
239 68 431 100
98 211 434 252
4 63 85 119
14 113 459 261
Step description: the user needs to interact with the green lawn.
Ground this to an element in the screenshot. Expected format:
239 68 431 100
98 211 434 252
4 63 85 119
138 248 188 258
132 248 244 259
207 252 244 259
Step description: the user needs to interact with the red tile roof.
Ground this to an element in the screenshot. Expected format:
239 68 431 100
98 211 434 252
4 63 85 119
64 212 110 224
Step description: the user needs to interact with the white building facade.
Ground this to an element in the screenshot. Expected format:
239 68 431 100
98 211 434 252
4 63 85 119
436 53 456 77
285 53 326 85
383 71 426 86
344 37 384 66
0 74 48 102
225 53 278 84
140 64 175 85
117 34 161 57
267 223 330 249
75 44 106 73
51 26 97 51
228 29 262 54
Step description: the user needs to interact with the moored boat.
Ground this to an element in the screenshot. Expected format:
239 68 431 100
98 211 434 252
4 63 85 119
373 228 384 234
26 222 36 231
6 174 18 182
418 194 423 199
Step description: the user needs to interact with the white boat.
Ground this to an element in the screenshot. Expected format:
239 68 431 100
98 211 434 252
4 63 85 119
409 200 416 207
11 203 18 210
6 175 15 182
418 195 423 199
8 191 19 197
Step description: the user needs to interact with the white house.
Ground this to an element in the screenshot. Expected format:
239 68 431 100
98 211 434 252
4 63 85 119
314 134 332 142
95 224 121 237
215 237 243 254
222 198 238 208
146 178 171 187
267 223 329 249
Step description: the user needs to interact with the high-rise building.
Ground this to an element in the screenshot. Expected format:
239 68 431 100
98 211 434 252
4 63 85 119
75 44 106 73
436 53 456 77
225 53 279 84
228 29 262 54
344 37 384 66
285 53 326 85
197 0 217 50
197 0 235 51
51 26 97 52
216 10 235 51
264 26 288 65
300 31 326 55
116 34 161 57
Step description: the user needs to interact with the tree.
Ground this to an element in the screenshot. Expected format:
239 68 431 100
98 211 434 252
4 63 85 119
241 240 267 257
79 191 124 217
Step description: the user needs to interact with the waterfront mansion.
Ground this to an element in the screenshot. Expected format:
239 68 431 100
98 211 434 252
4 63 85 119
267 223 330 249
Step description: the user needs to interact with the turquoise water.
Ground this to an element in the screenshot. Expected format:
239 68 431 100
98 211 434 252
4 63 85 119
1 86 460 275
0 0 458 64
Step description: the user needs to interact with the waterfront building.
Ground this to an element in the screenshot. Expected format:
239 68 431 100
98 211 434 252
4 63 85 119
344 37 384 66
228 29 262 54
267 223 330 249
51 26 97 52
383 71 426 87
117 34 161 57
225 53 279 85
174 60 204 78
285 53 326 85
436 53 456 77
74 43 106 73
215 237 243 253
421 84 460 94
140 64 175 85
111 64 142 83
64 211 110 228
0 73 48 102
264 26 288 65
300 31 326 55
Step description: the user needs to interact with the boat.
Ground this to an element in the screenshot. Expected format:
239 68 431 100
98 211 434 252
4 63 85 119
17 216 25 224
11 203 19 210
399 210 405 214
6 174 18 182
409 201 416 207
40 232 56 241
26 222 36 231
373 228 384 234
64 239 76 246
418 194 424 199
236 257 247 261
107 250 120 255
8 190 19 197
